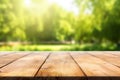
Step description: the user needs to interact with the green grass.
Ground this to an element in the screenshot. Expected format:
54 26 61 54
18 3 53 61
0 44 72 51
0 43 119 51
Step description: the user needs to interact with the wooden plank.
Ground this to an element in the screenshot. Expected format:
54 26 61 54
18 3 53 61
101 51 120 56
0 52 13 57
109 52 120 56
88 52 120 67
70 52 120 76
36 52 84 77
0 52 49 77
0 52 30 68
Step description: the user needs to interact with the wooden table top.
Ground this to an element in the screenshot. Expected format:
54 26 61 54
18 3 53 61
0 51 120 79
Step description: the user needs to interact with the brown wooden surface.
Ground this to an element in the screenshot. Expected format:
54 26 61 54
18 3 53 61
70 52 120 76
36 52 84 76
0 51 120 78
0 52 30 68
89 52 120 67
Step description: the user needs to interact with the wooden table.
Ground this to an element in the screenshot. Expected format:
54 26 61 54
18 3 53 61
0 51 120 79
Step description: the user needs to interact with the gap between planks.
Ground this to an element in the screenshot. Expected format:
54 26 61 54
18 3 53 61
0 52 50 77
88 52 120 68
36 52 85 77
70 52 120 77
0 52 30 68
0 51 120 79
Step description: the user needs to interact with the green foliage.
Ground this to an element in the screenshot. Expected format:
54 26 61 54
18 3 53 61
0 0 120 51
0 44 118 51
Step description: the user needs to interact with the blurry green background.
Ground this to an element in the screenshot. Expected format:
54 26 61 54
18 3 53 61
0 0 120 51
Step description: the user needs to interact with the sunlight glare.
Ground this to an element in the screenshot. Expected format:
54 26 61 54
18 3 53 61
24 0 32 7
47 0 79 15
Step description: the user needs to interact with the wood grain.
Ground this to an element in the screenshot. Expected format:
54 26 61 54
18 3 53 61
0 52 30 68
89 52 120 67
36 52 84 76
110 52 120 56
0 51 120 78
70 52 120 76
0 52 49 77
0 52 13 57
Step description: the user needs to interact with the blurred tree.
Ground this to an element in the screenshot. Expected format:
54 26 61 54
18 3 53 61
101 0 120 45
0 0 16 41
0 0 120 45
